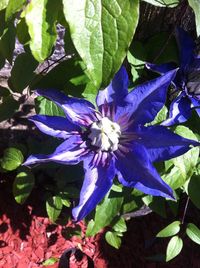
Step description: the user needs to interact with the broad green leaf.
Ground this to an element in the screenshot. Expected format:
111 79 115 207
0 0 9 11
142 0 179 7
173 126 199 180
33 59 88 97
88 191 123 236
9 52 38 92
105 231 121 249
13 170 35 204
156 221 181 238
0 23 15 63
86 220 95 237
42 257 59 266
16 17 30 45
187 175 200 209
163 126 199 190
166 236 183 262
25 0 60 62
113 217 127 233
5 0 26 21
35 96 65 117
148 106 168 126
63 0 139 88
127 41 146 84
0 94 19 122
1 147 24 171
82 81 98 106
46 195 63 222
188 0 200 37
186 223 200 245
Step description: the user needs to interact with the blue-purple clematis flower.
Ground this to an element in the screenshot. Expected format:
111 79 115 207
147 27 200 126
23 67 199 222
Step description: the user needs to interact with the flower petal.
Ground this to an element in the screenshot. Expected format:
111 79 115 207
121 69 177 125
96 66 128 107
36 89 96 126
146 62 176 75
115 143 174 199
23 135 86 166
29 115 80 139
162 92 191 126
176 27 195 68
72 156 115 222
137 125 199 162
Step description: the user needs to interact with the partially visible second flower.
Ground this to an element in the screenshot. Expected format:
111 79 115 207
147 27 200 126
23 67 199 222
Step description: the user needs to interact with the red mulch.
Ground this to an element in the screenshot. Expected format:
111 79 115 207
1 176 200 268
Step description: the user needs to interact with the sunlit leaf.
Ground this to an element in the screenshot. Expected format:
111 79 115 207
186 223 200 245
188 0 200 37
5 0 26 21
25 0 61 61
63 0 139 88
142 0 179 8
166 236 183 262
46 195 63 222
156 221 181 238
1 147 24 171
105 231 121 249
13 170 35 204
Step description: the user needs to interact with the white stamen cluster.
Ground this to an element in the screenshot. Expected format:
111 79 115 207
88 117 121 152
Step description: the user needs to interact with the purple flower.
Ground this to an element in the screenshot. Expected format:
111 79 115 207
23 67 199 221
147 28 200 126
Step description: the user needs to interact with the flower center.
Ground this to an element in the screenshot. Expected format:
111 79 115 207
88 117 121 152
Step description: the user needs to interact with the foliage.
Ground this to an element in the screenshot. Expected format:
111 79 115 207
0 0 200 263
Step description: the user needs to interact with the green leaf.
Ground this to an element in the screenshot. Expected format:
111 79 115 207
58 192 71 207
87 191 123 236
142 0 179 7
188 175 200 209
63 0 139 88
0 0 9 11
186 223 200 245
13 170 35 204
148 106 168 126
33 59 88 97
9 52 38 92
16 17 30 45
127 41 146 84
173 126 199 179
1 147 24 171
86 220 95 237
0 94 19 122
5 0 26 21
42 257 59 266
112 217 127 233
46 195 63 222
142 196 166 218
105 231 121 249
156 221 181 238
188 0 200 37
25 0 60 62
35 96 65 117
163 126 199 190
166 236 183 262
0 23 16 63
